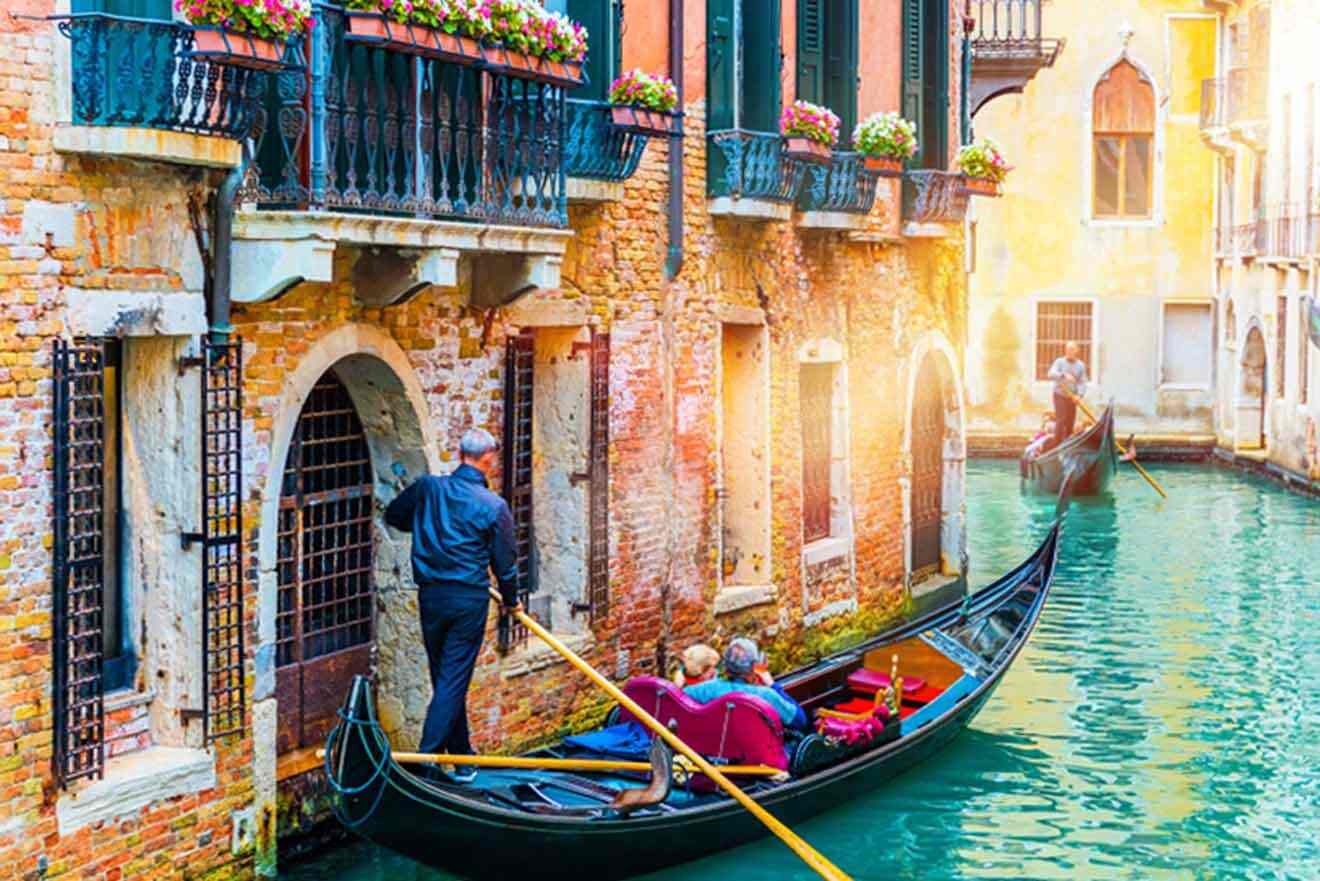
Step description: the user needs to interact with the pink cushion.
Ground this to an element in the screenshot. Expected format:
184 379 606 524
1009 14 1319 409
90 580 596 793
616 677 788 774
847 668 927 695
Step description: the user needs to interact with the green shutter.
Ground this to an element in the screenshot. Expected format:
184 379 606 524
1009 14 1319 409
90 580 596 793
960 36 972 144
902 0 925 162
742 0 782 132
568 0 618 102
72 0 172 16
708 0 737 131
796 0 824 105
823 0 858 145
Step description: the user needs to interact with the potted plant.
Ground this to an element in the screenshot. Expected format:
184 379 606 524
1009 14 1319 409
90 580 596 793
179 0 313 70
343 0 483 65
479 0 588 88
608 69 680 137
533 8 588 86
956 138 1010 196
780 100 839 164
852 111 918 177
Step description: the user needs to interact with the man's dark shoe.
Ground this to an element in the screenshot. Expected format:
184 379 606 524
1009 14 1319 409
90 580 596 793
450 765 478 784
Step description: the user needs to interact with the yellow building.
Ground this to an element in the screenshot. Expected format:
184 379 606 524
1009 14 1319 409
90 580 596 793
967 2 1220 444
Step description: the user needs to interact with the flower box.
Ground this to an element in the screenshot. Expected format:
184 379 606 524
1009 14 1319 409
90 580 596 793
344 13 482 66
610 105 680 137
481 44 584 88
960 175 1001 197
784 136 831 164
862 155 904 178
190 26 288 71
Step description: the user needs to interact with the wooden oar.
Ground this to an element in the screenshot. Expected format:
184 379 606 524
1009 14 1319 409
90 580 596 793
488 588 853 881
379 751 786 778
1068 393 1168 498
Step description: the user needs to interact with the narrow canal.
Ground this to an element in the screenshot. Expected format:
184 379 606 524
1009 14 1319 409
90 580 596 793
283 461 1320 881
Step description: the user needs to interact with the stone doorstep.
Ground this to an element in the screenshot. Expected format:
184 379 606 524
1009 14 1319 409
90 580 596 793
500 631 595 680
56 746 217 836
53 125 243 170
714 583 777 615
910 573 963 618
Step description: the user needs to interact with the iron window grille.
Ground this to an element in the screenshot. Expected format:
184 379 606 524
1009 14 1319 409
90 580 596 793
1035 302 1094 381
587 332 611 622
500 332 536 652
911 356 945 580
800 363 834 545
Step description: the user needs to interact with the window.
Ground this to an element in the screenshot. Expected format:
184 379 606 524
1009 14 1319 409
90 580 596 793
1093 61 1155 219
800 364 835 545
903 0 949 169
1035 302 1094 381
796 0 859 145
549 0 622 103
1300 300 1311 406
1161 303 1214 387
1276 296 1288 398
721 324 770 585
707 0 782 133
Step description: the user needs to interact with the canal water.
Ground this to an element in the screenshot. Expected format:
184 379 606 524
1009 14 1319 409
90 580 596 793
283 461 1320 881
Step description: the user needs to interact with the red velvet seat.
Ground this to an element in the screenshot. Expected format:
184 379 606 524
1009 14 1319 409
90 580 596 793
616 677 789 775
846 667 928 696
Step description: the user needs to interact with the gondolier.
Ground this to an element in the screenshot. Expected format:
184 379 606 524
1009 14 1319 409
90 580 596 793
1047 341 1089 449
384 428 520 782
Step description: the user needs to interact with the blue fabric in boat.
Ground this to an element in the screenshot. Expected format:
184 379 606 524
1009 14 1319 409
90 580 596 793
563 721 652 760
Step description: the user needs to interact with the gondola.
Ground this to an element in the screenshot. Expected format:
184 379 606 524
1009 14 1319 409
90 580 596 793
1021 402 1118 497
325 523 1062 881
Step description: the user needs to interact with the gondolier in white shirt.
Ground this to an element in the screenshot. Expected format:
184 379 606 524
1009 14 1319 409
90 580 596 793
1046 341 1088 450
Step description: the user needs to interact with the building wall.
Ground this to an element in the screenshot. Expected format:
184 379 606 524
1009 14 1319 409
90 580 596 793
0 2 973 880
967 0 1219 440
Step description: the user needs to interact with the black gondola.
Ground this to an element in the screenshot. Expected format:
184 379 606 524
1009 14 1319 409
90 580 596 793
325 524 1062 881
1021 402 1118 497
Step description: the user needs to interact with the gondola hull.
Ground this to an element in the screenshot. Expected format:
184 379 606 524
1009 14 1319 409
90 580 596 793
1021 402 1118 497
327 525 1061 881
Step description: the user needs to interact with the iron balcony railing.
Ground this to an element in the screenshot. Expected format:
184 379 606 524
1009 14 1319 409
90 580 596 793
1200 78 1227 132
1227 67 1268 126
707 130 809 203
1233 221 1264 257
798 153 881 215
902 171 970 224
564 99 649 182
60 13 261 139
249 3 567 228
968 0 1063 61
1259 207 1320 259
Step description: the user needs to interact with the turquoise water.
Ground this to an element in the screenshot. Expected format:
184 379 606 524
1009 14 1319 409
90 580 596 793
282 462 1320 881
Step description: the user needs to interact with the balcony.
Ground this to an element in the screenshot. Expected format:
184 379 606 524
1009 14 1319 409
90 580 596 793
1232 221 1265 258
968 0 1065 116
563 99 651 203
901 171 970 235
55 13 264 168
235 4 572 307
1227 66 1268 149
796 153 882 231
707 130 810 222
1258 207 1320 262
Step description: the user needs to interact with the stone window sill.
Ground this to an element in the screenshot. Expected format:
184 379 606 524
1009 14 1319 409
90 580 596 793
796 211 869 231
901 221 951 239
567 177 624 203
803 535 851 567
501 631 594 680
53 124 242 170
714 584 777 616
708 197 792 223
56 746 216 835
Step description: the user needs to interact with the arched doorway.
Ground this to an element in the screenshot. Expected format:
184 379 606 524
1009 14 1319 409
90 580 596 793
1237 325 1268 450
275 369 376 755
911 353 947 580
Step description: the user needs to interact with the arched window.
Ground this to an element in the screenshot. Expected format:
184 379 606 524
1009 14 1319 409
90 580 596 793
1093 60 1155 219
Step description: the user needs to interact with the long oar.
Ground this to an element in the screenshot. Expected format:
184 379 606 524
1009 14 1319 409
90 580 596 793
488 587 853 881
381 751 786 778
1069 393 1167 498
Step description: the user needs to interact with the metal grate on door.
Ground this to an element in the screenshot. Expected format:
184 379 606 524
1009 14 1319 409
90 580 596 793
500 332 536 651
587 332 610 622
800 363 834 545
910 355 945 580
1035 302 1093 381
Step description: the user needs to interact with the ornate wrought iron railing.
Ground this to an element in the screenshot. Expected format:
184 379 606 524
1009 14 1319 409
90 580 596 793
707 129 809 203
60 14 260 139
1200 78 1227 131
968 0 1062 60
902 171 970 224
1260 207 1320 259
565 99 649 182
249 4 567 228
799 152 880 215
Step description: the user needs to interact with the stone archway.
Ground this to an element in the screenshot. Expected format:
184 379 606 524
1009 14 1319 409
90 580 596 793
1237 323 1268 450
902 333 967 588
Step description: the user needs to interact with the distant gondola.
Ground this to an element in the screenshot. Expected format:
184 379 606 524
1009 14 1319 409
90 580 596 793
1021 402 1118 497
324 524 1062 881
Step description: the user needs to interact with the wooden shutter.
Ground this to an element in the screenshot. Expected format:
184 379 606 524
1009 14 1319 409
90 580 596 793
587 332 610 622
72 0 173 16
902 0 925 163
707 0 737 131
569 0 619 102
742 0 782 133
823 0 858 144
1093 62 1155 133
796 0 825 105
500 332 536 651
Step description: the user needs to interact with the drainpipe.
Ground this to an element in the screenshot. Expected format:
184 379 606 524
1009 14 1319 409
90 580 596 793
664 0 684 281
209 160 244 340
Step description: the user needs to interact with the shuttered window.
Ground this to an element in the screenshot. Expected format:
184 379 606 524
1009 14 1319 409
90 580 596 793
1093 61 1155 219
903 0 948 169
708 0 782 132
797 0 858 145
558 0 622 103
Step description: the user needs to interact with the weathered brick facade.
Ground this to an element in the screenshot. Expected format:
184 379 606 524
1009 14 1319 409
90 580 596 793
0 1 972 879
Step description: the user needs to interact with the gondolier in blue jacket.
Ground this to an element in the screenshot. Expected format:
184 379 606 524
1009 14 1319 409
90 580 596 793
385 427 520 783
1046 341 1089 450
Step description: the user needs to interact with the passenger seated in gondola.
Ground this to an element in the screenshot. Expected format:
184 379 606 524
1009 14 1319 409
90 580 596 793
1024 415 1056 460
683 638 811 732
673 643 720 687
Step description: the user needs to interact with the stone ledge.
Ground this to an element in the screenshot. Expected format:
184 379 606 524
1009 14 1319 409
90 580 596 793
567 177 624 203
803 598 858 628
714 584 777 615
56 746 216 835
901 221 952 239
501 632 594 679
803 535 851 567
235 210 574 254
713 303 766 325
54 125 242 169
796 211 869 231
64 290 206 337
708 197 792 222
